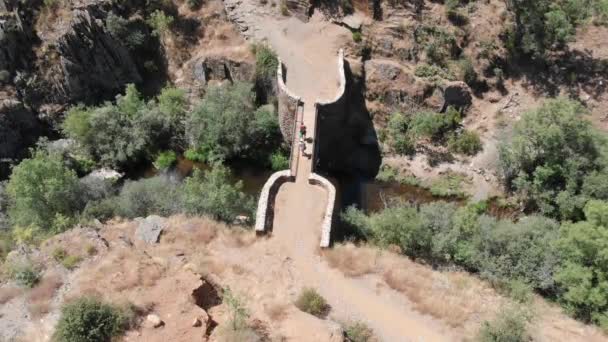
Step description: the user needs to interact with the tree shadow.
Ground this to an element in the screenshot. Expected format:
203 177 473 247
507 49 608 100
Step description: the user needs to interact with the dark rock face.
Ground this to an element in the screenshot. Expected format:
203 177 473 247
57 9 141 102
194 56 254 84
0 98 42 179
0 2 33 78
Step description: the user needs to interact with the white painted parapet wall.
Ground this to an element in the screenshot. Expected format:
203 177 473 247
255 170 294 233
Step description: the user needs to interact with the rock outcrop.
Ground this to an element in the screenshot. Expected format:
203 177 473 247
0 98 41 179
135 215 165 244
57 9 141 103
0 1 33 78
193 56 254 84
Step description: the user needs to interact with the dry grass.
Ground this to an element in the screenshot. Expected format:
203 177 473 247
380 256 501 328
165 216 219 246
323 243 378 277
27 274 63 318
0 286 22 304
264 301 289 321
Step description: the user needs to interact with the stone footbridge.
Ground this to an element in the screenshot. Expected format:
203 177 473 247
254 50 345 247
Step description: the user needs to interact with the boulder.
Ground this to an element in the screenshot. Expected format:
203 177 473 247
57 9 141 102
145 314 164 328
135 215 165 244
441 81 472 112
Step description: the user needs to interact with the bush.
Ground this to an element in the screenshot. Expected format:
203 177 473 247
498 98 608 220
105 13 145 50
295 288 329 317
459 58 478 86
448 130 483 156
254 44 278 85
182 166 254 223
153 151 177 171
12 264 40 288
269 150 289 171
61 255 83 270
477 307 531 342
116 176 182 218
54 297 127 342
344 321 375 342
6 151 81 231
147 10 174 37
414 64 454 80
352 31 362 43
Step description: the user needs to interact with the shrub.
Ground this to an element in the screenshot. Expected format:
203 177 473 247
459 58 477 86
295 288 329 317
477 216 560 292
448 130 483 156
147 10 174 37
7 151 81 231
182 166 254 223
498 98 608 220
153 151 177 171
12 265 40 288
414 64 454 80
270 150 289 171
61 255 83 270
116 176 182 218
54 297 127 342
477 307 531 342
254 44 278 85
352 31 362 43
344 321 375 342
105 13 145 50
53 247 67 262
224 287 249 330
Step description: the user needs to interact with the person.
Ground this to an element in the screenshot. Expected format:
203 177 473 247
299 124 306 139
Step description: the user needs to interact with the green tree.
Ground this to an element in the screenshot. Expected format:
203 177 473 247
498 98 607 220
182 165 254 223
506 0 596 56
6 151 80 231
186 83 281 163
555 200 608 326
63 85 184 168
147 10 174 38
